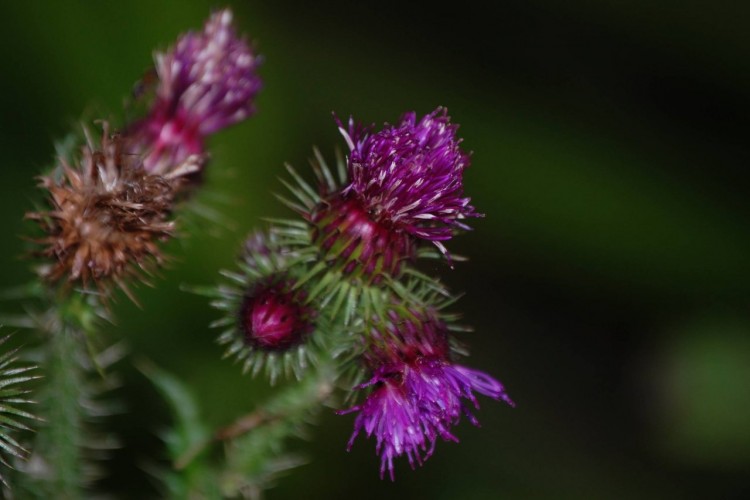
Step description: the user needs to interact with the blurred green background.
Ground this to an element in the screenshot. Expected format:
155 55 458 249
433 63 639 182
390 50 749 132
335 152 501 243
2 1 749 498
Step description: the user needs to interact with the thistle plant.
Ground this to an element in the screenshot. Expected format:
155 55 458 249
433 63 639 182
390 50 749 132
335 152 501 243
1 8 261 497
2 5 513 497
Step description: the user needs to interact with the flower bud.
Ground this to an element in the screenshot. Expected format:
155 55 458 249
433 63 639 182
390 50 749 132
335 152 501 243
209 231 321 382
240 280 314 351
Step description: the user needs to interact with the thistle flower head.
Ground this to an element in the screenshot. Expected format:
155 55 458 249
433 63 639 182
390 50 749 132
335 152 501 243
338 373 431 480
26 127 185 298
339 305 513 479
338 107 481 258
131 8 262 175
208 231 321 382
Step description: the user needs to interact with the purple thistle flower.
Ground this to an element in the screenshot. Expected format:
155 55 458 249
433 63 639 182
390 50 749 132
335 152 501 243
340 359 513 480
339 308 513 479
407 357 515 429
338 107 482 259
130 8 262 175
339 374 432 480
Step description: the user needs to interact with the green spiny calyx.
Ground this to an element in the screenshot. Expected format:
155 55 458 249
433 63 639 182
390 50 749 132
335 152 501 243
310 194 414 284
207 231 326 383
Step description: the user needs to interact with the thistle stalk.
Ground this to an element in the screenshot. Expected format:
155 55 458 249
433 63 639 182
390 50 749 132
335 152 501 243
31 319 85 499
144 348 340 498
176 353 337 472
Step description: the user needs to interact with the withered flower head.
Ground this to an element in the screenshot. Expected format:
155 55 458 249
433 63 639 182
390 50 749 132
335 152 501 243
27 126 190 298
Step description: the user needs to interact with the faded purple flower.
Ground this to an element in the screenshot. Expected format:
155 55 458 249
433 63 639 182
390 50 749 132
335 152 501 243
339 308 513 479
338 107 481 259
130 8 262 175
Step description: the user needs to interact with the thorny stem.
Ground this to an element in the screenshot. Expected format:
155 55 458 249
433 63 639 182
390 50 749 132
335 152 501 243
174 411 272 471
18 291 111 500
29 314 84 500
48 329 81 499
214 409 271 442
175 364 336 471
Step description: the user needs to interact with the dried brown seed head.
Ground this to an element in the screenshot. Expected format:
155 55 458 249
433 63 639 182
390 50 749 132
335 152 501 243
27 128 180 298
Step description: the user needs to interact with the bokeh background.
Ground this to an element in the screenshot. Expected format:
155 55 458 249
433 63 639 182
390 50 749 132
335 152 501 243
2 1 749 498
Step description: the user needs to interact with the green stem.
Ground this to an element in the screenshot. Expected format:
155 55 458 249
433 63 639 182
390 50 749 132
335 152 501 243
42 324 83 500
18 292 104 499
176 358 337 473
219 363 338 497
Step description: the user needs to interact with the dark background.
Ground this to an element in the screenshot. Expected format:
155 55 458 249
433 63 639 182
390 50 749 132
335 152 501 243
1 1 749 498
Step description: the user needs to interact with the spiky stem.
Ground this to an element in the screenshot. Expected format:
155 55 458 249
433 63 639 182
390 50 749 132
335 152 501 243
38 324 83 499
12 292 116 499
177 356 336 473
218 360 337 497
144 349 341 499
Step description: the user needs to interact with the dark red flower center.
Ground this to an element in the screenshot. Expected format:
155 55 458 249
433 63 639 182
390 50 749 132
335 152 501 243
240 284 311 351
310 195 414 284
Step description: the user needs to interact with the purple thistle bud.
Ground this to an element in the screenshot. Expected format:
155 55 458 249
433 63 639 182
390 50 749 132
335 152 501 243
211 231 323 381
339 307 513 479
239 279 314 351
130 8 262 175
338 107 481 259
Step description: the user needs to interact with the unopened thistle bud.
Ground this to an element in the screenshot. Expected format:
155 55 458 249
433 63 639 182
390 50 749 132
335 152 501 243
210 232 320 382
240 279 313 351
129 8 262 175
26 127 190 298
339 305 513 479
